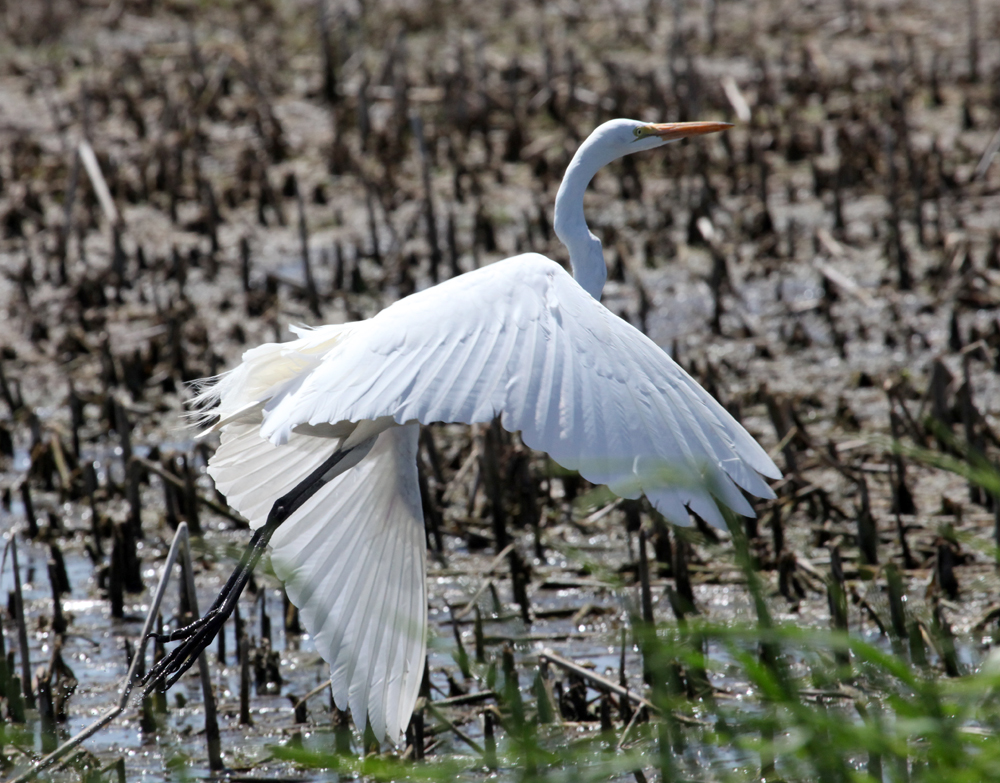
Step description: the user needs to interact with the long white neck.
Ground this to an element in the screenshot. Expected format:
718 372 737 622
554 137 621 300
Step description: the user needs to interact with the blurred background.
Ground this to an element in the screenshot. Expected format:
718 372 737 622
1 0 1000 779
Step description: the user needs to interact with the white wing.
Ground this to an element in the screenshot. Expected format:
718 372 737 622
200 251 779 742
207 423 426 743
255 253 780 528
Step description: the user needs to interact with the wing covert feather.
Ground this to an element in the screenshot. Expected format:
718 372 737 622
257 254 778 525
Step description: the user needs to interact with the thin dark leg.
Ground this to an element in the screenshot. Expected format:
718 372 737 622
140 442 363 695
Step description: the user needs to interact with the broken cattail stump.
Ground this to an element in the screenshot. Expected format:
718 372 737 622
283 587 302 634
512 449 540 546
685 632 712 701
473 203 498 256
239 634 252 725
167 316 188 383
161 453 181 530
949 310 963 353
405 711 423 760
48 562 67 635
888 410 917 568
234 601 244 664
411 114 442 284
708 244 729 336
254 639 283 693
908 618 928 667
565 673 590 722
777 551 799 601
180 455 201 535
534 663 556 725
417 461 444 555
108 527 125 619
332 242 345 292
618 629 634 723
600 692 613 736
958 360 988 507
447 212 460 278
623 500 642 559
153 614 168 714
932 601 961 677
347 246 366 294
292 694 308 723
828 546 850 669
201 179 221 258
216 611 227 666
450 607 471 679
855 477 879 566
259 591 272 646
19 481 39 538
928 359 954 434
0 361 21 415
672 534 696 612
19 479 38 538
638 528 654 624
113 398 133 471
292 177 321 319
650 514 673 571
83 459 99 518
126 459 142 537
483 709 497 770
120 521 143 593
509 548 532 624
45 511 63 537
240 236 252 294
936 539 960 600
483 419 509 553
885 564 908 654
317 0 338 104
767 501 785 559
474 606 485 663
37 663 57 753
664 585 688 623
364 190 381 265
0 423 12 464
764 390 797 474
139 681 157 735
8 672 26 723
68 384 84 460
885 160 913 290
743 503 759 542
11 538 34 709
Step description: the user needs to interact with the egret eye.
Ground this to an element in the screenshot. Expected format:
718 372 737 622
633 127 643 138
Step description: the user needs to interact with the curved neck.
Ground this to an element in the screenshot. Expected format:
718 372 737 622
554 139 618 300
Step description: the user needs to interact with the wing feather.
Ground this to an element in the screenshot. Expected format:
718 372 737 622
214 424 425 743
201 252 779 746
253 254 778 526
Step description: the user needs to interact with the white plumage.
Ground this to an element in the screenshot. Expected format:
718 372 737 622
209 423 425 741
194 118 780 743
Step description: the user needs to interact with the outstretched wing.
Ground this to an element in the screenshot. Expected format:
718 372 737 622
257 253 780 527
208 423 426 743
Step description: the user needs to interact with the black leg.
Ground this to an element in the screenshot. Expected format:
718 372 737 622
140 441 363 696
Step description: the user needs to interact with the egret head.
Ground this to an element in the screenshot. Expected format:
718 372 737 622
556 116 733 299
590 118 734 158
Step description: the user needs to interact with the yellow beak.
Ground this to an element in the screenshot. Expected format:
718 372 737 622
646 121 734 140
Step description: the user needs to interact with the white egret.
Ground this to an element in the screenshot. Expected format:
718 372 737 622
144 118 780 743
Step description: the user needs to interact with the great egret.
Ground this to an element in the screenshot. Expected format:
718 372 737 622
144 118 780 743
